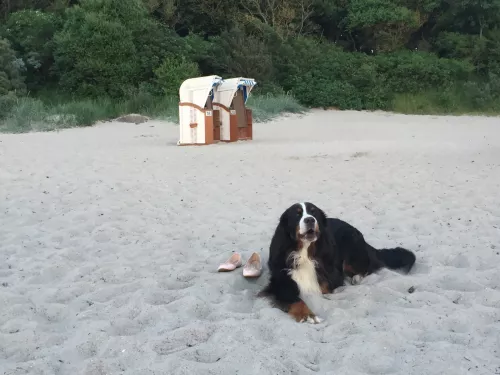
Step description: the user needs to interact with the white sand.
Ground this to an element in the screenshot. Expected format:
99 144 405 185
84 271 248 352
1 110 500 375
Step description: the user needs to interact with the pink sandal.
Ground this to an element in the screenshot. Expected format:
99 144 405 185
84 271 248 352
243 252 262 278
217 253 242 272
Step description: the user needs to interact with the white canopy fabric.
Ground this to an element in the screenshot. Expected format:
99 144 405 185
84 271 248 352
179 75 223 109
215 77 257 106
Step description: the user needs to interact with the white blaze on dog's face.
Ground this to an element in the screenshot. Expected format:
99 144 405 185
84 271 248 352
297 202 320 242
279 202 325 243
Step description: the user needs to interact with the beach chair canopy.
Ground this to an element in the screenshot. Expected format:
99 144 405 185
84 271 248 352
215 77 257 107
179 75 223 109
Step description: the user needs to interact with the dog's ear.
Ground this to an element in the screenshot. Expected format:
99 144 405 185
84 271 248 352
279 210 289 227
279 209 298 240
316 206 328 226
268 211 294 269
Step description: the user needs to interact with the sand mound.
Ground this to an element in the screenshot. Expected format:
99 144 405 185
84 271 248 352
115 114 150 124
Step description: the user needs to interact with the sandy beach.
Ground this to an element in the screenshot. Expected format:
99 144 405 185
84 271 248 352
1 110 499 375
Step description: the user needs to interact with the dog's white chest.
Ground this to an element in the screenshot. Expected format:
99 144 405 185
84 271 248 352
289 247 321 296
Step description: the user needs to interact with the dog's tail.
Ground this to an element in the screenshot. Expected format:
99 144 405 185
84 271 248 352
373 247 416 273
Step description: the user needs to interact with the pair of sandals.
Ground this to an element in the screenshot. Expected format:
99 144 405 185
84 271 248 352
217 252 262 278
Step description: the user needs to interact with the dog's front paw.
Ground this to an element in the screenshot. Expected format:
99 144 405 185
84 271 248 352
305 315 322 324
351 275 364 285
289 301 322 324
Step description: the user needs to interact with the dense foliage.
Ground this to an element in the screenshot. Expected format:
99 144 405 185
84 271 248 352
0 38 25 117
1 0 500 113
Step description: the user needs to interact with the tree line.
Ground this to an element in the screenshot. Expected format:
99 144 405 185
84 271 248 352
1 0 500 114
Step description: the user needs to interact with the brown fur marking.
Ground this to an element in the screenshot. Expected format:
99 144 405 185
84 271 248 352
320 281 330 294
295 225 303 250
307 242 316 258
288 301 315 322
343 261 356 274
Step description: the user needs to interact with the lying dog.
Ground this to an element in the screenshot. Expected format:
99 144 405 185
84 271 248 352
259 202 416 323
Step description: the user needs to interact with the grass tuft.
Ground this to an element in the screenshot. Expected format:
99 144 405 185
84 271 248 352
391 82 500 116
247 92 306 122
0 95 179 133
0 92 305 134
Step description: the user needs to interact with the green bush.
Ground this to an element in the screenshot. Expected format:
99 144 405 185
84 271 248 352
375 51 474 93
277 38 389 109
154 56 200 97
0 38 26 96
269 36 477 110
434 32 492 76
53 4 140 97
0 93 17 119
208 26 275 83
3 10 61 90
346 0 422 52
434 32 486 61
271 36 326 91
52 0 196 98
483 29 500 76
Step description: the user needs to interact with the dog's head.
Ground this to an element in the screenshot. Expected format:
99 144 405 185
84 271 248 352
278 202 327 244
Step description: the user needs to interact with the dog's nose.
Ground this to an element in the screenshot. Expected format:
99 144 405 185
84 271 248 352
304 217 315 225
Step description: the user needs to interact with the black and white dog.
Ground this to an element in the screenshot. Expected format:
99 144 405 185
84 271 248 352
259 202 416 323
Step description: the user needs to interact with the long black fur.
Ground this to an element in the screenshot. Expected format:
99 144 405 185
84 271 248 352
327 217 416 277
259 203 416 313
259 204 344 311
